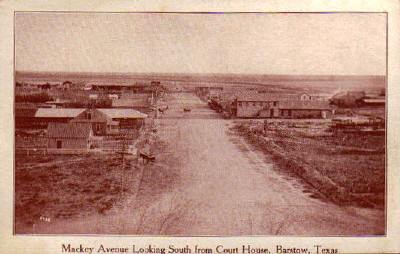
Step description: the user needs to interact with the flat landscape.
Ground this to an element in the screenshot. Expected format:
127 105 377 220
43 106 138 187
16 92 385 235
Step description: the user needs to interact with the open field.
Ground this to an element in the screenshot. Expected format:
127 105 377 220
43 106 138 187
232 121 385 209
15 153 128 231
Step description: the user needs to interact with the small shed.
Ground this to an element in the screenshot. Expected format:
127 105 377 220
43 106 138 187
47 122 93 151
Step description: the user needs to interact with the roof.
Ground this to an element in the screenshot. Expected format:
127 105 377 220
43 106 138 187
35 108 85 118
112 98 149 107
237 93 299 102
98 109 148 119
34 108 147 119
362 98 385 103
47 123 92 138
278 100 332 110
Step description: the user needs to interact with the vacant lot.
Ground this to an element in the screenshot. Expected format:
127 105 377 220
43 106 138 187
15 153 129 231
233 121 385 209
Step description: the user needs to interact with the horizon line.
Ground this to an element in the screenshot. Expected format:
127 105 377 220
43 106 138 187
15 70 386 77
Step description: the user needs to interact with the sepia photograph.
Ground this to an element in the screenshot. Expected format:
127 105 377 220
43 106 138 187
13 12 387 236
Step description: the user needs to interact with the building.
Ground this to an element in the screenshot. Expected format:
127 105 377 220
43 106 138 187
35 108 86 128
235 93 294 118
358 98 385 107
47 122 94 151
34 108 148 131
70 108 118 135
235 93 334 119
111 93 151 111
98 108 147 129
276 100 333 119
44 98 71 108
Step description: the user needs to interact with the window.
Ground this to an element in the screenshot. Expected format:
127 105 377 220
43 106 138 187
273 101 278 106
56 140 62 149
87 112 92 120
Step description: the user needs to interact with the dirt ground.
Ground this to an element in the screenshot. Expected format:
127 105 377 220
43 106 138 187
28 92 384 235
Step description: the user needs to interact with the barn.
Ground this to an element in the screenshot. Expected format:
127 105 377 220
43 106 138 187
47 122 93 152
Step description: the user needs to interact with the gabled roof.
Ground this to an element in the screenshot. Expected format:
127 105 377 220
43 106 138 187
237 93 299 102
47 123 92 138
98 109 148 119
362 98 385 103
34 108 148 119
35 108 86 118
112 98 149 107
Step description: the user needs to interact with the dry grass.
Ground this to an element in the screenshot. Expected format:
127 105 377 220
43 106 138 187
233 121 385 209
15 153 134 231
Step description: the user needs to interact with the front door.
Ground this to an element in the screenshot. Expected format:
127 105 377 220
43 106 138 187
56 140 62 149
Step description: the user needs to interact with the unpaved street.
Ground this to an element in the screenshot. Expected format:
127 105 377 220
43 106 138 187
35 92 384 235
133 92 384 235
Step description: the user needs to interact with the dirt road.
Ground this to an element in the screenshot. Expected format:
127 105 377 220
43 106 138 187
130 92 384 235
35 92 384 235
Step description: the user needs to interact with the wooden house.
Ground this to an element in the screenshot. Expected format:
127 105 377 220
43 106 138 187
35 108 147 131
235 93 334 119
47 122 93 152
34 108 86 128
70 108 118 135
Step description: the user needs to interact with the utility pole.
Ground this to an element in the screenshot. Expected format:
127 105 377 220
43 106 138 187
117 131 128 201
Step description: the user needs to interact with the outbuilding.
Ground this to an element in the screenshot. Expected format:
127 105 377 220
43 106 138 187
47 122 93 152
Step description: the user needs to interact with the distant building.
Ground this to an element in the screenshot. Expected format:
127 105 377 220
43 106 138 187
111 93 151 110
275 100 333 119
358 98 385 107
235 93 334 119
44 98 71 108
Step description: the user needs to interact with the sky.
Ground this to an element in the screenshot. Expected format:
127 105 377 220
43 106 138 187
15 12 387 75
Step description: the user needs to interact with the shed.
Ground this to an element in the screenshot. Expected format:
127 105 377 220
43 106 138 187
47 122 93 151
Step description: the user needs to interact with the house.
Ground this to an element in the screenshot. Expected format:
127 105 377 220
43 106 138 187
111 93 151 111
44 98 71 108
35 108 147 130
209 87 223 99
108 94 119 100
358 98 385 107
276 100 333 119
60 81 72 90
235 93 296 118
70 108 118 135
35 108 86 128
235 93 334 119
97 108 148 129
47 122 94 152
331 91 366 107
